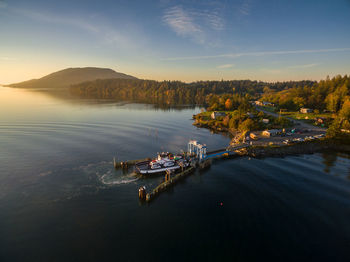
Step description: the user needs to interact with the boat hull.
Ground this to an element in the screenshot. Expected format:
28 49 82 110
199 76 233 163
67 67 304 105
137 165 181 175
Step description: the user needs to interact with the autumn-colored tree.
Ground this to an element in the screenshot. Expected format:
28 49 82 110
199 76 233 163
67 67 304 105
327 98 350 137
225 99 233 110
222 115 230 127
238 119 256 132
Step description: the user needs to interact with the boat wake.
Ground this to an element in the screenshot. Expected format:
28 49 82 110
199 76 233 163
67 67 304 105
75 161 139 186
100 170 139 185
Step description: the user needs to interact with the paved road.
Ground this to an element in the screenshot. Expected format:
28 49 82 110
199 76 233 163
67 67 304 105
256 107 327 132
246 107 327 146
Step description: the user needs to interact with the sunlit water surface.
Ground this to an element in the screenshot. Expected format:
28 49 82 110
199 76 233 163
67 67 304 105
0 87 349 261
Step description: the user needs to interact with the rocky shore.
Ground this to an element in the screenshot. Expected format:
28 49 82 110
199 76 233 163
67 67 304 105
236 139 350 158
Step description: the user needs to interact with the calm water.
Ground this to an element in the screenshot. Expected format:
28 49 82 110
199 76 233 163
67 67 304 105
0 87 350 262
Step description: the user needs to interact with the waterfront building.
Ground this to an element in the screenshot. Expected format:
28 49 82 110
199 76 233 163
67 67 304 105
211 111 226 119
262 129 281 137
300 108 313 114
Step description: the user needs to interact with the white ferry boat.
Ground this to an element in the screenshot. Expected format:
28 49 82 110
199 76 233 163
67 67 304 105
135 152 189 175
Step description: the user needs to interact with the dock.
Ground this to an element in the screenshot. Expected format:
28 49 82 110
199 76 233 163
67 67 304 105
112 140 249 203
137 141 249 202
144 166 196 202
113 157 151 169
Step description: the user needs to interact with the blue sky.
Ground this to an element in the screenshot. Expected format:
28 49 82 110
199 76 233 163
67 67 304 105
1 0 350 83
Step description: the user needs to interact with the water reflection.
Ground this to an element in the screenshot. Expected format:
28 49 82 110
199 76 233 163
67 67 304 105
322 151 338 173
1 86 199 111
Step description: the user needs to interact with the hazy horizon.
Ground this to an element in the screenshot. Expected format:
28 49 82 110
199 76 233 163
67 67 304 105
3 67 349 86
1 0 350 84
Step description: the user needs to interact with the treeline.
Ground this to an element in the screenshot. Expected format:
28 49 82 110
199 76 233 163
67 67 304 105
262 75 350 113
205 93 252 112
70 78 314 105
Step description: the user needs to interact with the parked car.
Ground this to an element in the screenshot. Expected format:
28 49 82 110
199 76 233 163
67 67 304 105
314 134 325 139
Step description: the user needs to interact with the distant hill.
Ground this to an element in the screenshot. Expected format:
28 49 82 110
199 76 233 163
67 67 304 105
7 67 137 89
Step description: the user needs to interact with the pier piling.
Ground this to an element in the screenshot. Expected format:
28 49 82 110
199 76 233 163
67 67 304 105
144 166 195 203
113 157 151 169
138 186 146 200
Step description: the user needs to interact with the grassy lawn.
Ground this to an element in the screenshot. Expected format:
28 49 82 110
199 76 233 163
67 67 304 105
281 111 334 119
281 111 334 126
257 105 276 113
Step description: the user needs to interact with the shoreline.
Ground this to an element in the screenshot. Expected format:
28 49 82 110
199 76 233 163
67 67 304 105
234 139 350 159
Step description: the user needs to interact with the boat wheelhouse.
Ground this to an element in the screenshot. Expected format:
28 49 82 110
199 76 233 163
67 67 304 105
135 152 189 175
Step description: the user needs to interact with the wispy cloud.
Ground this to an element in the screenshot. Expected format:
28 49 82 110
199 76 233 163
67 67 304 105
163 6 204 43
239 0 252 15
217 64 234 69
163 5 224 44
260 68 282 74
10 8 132 48
163 48 350 61
14 8 99 33
0 1 7 9
0 57 16 61
288 63 319 69
194 10 224 31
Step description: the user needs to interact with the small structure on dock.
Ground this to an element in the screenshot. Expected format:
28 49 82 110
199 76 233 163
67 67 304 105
136 140 250 203
188 140 207 160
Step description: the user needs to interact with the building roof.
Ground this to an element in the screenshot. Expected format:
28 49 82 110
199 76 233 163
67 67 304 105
264 129 281 133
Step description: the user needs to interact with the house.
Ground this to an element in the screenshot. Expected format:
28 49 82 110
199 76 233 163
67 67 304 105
254 101 263 106
250 132 259 140
262 129 281 137
262 118 270 124
315 117 326 124
246 112 255 118
263 101 275 107
211 111 226 119
300 108 313 114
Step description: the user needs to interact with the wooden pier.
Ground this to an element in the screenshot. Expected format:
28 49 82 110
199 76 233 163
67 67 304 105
114 157 151 169
144 166 195 202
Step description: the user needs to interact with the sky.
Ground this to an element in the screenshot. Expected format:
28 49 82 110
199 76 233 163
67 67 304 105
1 0 350 84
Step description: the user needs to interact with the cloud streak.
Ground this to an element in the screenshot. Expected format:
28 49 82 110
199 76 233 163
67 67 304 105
10 8 132 48
217 64 234 69
0 1 7 9
163 48 350 61
0 57 16 61
288 63 319 69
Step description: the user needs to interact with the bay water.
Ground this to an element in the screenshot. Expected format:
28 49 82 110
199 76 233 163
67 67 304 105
0 87 349 261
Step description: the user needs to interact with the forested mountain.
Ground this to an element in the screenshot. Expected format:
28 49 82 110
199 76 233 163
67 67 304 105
70 78 314 105
8 67 137 89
